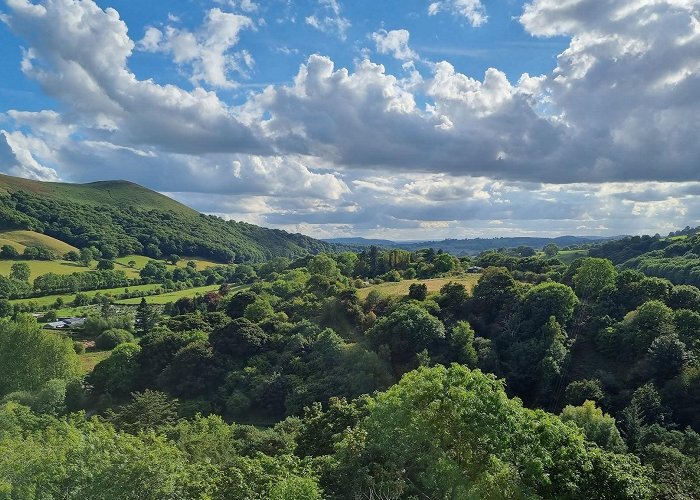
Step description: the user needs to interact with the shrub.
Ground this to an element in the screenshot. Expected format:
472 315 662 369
73 341 86 354
95 328 135 350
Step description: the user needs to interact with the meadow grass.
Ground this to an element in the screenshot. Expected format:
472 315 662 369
0 230 78 254
10 283 164 308
115 284 224 305
356 275 481 300
556 249 589 264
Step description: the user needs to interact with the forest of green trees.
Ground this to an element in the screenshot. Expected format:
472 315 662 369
0 189 332 263
3 239 700 498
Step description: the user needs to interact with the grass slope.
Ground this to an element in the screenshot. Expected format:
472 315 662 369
0 259 92 278
0 230 78 255
9 283 164 308
116 284 226 305
356 275 481 300
0 174 194 215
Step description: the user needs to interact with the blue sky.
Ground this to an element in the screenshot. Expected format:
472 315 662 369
1 0 700 240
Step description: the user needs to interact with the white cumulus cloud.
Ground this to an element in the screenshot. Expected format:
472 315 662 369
428 0 488 27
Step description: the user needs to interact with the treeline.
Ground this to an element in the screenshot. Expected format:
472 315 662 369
0 190 333 263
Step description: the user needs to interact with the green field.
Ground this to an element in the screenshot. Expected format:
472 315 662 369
0 237 26 253
116 284 224 305
0 258 92 278
10 283 164 308
78 350 111 372
114 254 219 272
0 254 222 283
356 275 481 300
557 249 589 264
0 230 79 255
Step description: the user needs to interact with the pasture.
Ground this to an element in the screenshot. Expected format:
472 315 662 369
0 230 78 255
10 283 164 309
116 284 224 305
356 275 481 300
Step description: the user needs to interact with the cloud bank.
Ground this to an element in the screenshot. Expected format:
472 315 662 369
1 0 700 238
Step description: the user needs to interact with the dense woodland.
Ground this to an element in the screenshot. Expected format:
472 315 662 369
4 234 700 498
588 230 700 287
0 187 331 263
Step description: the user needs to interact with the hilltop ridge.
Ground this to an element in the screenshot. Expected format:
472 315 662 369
0 173 331 262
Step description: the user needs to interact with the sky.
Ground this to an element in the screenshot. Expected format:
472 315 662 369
0 0 699 241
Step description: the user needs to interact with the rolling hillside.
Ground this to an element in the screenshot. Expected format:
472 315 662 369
0 230 78 255
326 235 612 255
0 173 332 263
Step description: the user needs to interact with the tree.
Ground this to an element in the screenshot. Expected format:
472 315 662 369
408 282 427 301
167 254 180 265
226 290 258 319
10 262 30 282
0 316 81 395
243 297 275 323
449 321 478 367
135 298 159 335
626 300 675 353
543 243 559 256
307 253 340 278
96 259 114 270
89 342 141 396
560 400 627 453
100 244 118 260
0 298 12 317
517 245 537 257
210 318 270 360
573 258 617 301
95 328 135 350
106 390 180 433
647 334 692 382
63 250 79 261
669 285 700 311
159 340 218 397
432 253 455 273
564 379 606 407
22 246 38 260
471 267 520 322
367 303 445 368
78 247 93 267
522 281 578 327
0 244 20 259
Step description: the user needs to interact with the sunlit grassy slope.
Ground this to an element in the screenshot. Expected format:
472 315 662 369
356 275 481 300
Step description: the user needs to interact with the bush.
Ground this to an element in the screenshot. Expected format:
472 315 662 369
73 341 86 354
95 328 135 350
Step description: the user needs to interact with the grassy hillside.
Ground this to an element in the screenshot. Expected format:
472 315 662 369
0 173 332 263
0 254 221 283
0 175 194 215
0 230 78 255
356 275 480 299
115 284 224 305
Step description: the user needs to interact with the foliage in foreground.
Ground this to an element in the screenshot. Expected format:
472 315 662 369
0 366 653 499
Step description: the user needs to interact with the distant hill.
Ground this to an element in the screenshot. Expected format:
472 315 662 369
0 173 332 263
325 235 613 256
324 237 400 247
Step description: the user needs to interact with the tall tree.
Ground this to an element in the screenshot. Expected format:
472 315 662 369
135 298 159 336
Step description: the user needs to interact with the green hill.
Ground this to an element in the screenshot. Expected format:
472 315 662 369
0 173 331 263
0 230 79 255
